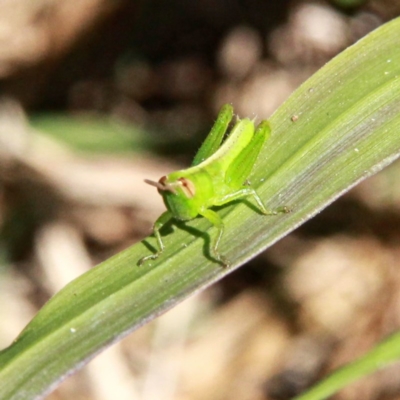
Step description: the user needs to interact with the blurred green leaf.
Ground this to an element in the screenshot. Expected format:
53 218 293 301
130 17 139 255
30 114 149 153
294 331 400 400
1 17 400 400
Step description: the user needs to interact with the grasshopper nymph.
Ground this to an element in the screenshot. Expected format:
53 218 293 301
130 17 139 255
138 104 289 267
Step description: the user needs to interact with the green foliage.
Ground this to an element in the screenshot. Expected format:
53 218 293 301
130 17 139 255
294 331 400 400
30 114 149 153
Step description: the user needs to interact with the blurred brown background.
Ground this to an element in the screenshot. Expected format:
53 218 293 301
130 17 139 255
1 1 400 399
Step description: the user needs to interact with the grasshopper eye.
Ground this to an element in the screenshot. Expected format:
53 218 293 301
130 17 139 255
178 177 195 198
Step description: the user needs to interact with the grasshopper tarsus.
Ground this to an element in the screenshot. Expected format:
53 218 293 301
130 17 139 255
137 253 160 266
212 252 230 268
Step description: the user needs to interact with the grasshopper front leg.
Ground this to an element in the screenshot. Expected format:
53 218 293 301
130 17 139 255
138 211 172 266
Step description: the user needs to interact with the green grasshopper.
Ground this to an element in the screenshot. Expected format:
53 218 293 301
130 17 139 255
138 104 289 267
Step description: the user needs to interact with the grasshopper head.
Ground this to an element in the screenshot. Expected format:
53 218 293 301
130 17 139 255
144 176 195 198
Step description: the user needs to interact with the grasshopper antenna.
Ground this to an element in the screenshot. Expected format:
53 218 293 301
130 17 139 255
144 178 177 194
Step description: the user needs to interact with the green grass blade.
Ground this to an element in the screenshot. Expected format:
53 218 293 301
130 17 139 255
30 114 149 153
294 331 400 400
1 17 400 400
